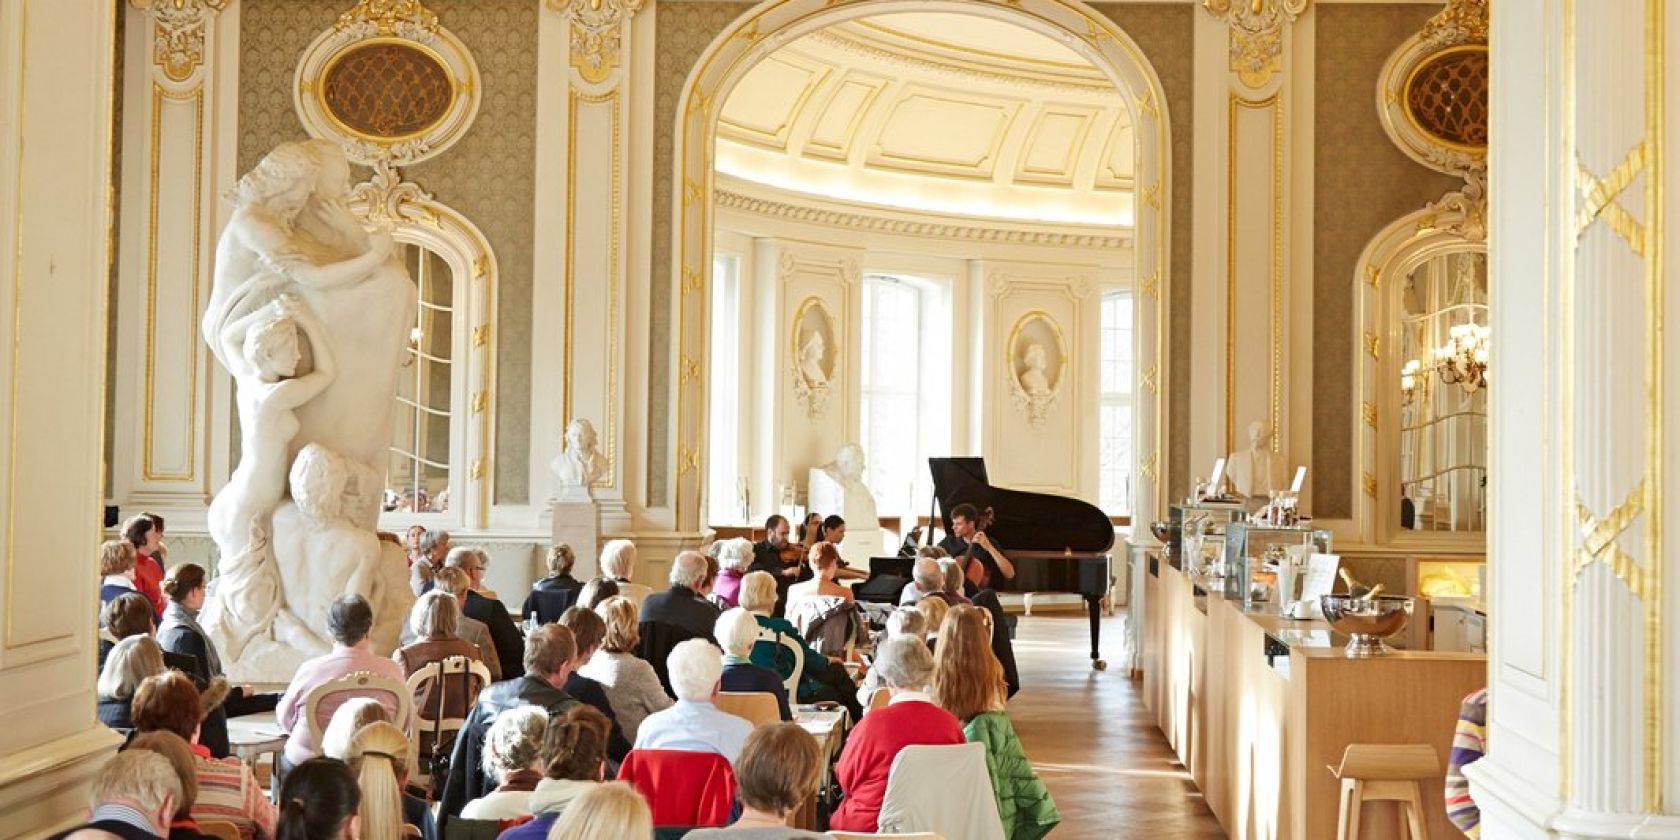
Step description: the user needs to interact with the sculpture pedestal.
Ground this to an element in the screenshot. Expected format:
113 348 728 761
552 500 602 580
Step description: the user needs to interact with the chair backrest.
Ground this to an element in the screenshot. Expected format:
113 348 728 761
528 588 581 625
639 620 706 697
714 691 780 728
303 670 415 747
879 742 1004 840
617 748 737 828
867 686 891 713
757 626 803 694
198 820 241 840
406 654 492 774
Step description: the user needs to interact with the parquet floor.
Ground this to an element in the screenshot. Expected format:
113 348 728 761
1008 612 1224 839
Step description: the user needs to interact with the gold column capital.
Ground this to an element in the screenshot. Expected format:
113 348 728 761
547 0 648 84
1202 0 1310 89
129 0 229 83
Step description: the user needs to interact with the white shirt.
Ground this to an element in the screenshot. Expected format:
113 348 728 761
633 699 754 765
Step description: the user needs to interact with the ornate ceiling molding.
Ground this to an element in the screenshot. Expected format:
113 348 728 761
806 30 1112 95
546 0 647 84
1202 0 1310 89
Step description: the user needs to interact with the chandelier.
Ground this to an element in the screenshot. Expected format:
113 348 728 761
1434 322 1489 392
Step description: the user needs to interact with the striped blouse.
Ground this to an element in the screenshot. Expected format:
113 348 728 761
191 753 277 840
1444 687 1488 839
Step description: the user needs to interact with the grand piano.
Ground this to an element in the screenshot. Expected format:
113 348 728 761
866 456 1115 669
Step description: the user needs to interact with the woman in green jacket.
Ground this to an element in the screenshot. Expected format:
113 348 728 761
739 571 865 721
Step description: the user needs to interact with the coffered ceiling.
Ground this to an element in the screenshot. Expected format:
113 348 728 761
715 12 1134 227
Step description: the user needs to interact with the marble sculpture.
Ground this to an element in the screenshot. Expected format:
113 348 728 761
552 418 608 500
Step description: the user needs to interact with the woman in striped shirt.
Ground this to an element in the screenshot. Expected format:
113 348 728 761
133 671 277 840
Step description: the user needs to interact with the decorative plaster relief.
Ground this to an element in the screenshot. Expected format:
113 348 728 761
1202 0 1310 89
1006 311 1068 426
791 295 837 419
131 0 228 84
1376 0 1488 185
547 0 647 84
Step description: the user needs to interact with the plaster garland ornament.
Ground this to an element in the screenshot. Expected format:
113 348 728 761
334 0 440 39
552 418 609 501
199 139 418 679
130 0 228 83
548 0 648 84
1202 0 1311 89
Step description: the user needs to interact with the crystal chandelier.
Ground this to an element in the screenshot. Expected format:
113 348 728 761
1434 322 1489 392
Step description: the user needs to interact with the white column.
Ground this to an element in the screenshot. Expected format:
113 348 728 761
1469 1 1680 836
0 1 123 835
110 0 237 529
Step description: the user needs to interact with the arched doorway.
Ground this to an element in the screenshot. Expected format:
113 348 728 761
669 0 1172 533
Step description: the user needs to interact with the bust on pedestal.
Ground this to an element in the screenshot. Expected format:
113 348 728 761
807 443 883 568
1226 420 1287 500
551 418 607 579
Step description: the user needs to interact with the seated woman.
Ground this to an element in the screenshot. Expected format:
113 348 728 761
131 672 275 840
787 542 864 659
460 706 549 820
98 634 167 732
917 596 950 650
100 592 202 679
577 577 619 611
599 539 651 609
740 571 864 722
99 539 142 610
932 605 1059 840
495 705 613 840
542 781 649 840
714 608 791 721
786 542 854 607
393 591 489 762
712 538 754 608
855 608 927 708
557 606 632 761
829 636 965 833
348 721 436 840
523 544 585 625
685 723 828 838
158 563 279 760
576 596 671 742
275 758 360 840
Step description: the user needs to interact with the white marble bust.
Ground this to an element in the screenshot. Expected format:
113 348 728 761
552 418 608 500
1019 342 1051 396
808 443 883 567
1226 420 1286 499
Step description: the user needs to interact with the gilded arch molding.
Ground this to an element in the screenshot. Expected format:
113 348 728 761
667 0 1174 531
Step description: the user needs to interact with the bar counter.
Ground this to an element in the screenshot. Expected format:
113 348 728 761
1140 555 1485 839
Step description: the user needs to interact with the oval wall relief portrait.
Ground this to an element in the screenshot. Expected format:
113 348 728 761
792 296 837 419
1007 311 1066 426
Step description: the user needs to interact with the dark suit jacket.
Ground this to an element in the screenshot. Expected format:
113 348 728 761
49 818 163 840
638 585 722 639
522 575 583 624
437 675 578 827
464 590 525 677
721 661 793 720
564 672 632 761
748 541 795 617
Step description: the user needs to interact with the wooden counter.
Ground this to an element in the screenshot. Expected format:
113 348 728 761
1141 558 1485 839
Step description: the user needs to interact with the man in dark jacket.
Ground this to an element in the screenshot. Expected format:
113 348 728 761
50 750 179 840
446 546 525 673
637 551 723 693
747 514 799 616
437 624 581 826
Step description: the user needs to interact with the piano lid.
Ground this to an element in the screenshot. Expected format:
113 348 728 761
929 457 1114 555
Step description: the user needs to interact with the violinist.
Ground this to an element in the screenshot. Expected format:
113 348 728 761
937 503 1016 594
749 514 800 616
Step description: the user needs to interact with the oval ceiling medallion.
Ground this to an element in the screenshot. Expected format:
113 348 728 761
295 0 480 166
1402 45 1489 153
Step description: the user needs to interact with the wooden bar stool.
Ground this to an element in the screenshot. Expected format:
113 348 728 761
1328 744 1440 840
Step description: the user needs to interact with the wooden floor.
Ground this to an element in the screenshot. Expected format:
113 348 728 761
1008 612 1224 839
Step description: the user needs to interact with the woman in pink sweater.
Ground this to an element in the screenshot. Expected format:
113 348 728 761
830 636 964 832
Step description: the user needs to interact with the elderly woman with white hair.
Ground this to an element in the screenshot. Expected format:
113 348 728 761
715 607 792 720
899 556 951 606
829 636 966 833
632 638 754 764
855 607 928 707
461 705 550 820
599 539 651 608
740 571 865 722
96 634 167 732
712 537 755 608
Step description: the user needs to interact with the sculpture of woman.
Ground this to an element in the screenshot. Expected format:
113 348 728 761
799 330 829 388
1019 343 1051 396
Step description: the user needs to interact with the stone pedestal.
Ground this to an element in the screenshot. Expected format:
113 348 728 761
552 500 602 580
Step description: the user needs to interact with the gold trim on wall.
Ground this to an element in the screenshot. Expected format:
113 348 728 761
140 83 203 483
563 87 622 490
1225 91 1283 455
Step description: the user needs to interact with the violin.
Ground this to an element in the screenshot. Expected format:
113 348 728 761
961 506 997 589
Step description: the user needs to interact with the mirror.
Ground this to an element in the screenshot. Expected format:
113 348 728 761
1395 250 1486 532
385 243 456 514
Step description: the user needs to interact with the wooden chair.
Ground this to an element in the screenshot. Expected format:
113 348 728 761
867 686 890 713
715 690 781 728
757 626 804 695
406 655 492 789
1327 743 1441 840
303 670 414 748
197 821 241 840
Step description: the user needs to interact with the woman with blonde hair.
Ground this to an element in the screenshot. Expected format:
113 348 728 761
522 543 584 624
98 634 167 731
576 596 670 741
346 721 433 840
320 698 389 761
916 596 950 651
547 781 651 840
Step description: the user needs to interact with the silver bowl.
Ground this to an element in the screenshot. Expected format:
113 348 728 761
1320 594 1414 657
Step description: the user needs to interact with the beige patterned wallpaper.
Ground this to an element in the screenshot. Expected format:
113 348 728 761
236 0 539 505
648 0 757 506
1312 3 1458 518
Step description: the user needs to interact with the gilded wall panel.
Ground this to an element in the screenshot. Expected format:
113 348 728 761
1312 3 1457 518
1092 2 1195 504
650 0 756 505
237 0 537 504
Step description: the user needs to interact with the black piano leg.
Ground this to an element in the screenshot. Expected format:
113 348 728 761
1085 594 1106 670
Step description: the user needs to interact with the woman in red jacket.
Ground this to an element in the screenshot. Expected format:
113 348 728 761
123 513 168 618
829 635 964 832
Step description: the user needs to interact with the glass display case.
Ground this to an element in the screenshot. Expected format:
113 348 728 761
1169 501 1247 569
1221 522 1332 601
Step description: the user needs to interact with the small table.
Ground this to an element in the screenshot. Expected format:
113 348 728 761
226 712 287 775
791 706 849 829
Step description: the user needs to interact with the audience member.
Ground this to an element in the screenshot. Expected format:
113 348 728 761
633 639 753 764
100 540 143 611
829 636 965 833
933 606 1057 839
122 514 168 618
556 606 632 761
546 782 651 840
598 539 650 608
715 607 791 721
855 607 927 707
416 567 502 680
640 551 724 638
409 529 449 596
711 539 751 609
916 597 950 649
576 596 671 742
158 563 277 759
443 547 524 674
98 635 167 732
522 544 584 624
495 705 612 840
275 758 360 840
746 515 799 616
277 595 409 769
49 749 181 840
786 542 854 606
125 731 204 840
99 592 200 679
686 723 828 839
459 706 548 820
437 624 581 822
393 590 491 760
319 698 388 760
576 577 619 611
131 672 275 840
740 570 863 721
700 551 727 610
937 559 973 605
404 525 426 567
898 557 950 606
346 721 434 840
